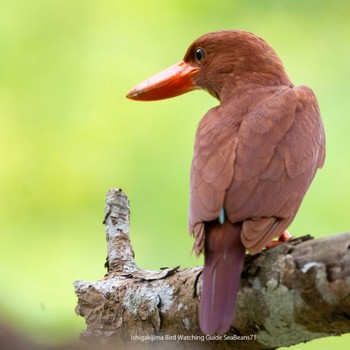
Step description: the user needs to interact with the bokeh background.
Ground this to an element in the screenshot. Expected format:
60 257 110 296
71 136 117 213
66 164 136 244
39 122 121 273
1 0 349 349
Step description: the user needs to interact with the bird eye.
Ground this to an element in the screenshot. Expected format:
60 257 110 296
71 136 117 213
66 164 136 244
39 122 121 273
195 48 206 62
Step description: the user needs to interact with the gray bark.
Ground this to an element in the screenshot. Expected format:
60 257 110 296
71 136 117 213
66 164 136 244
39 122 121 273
74 188 350 349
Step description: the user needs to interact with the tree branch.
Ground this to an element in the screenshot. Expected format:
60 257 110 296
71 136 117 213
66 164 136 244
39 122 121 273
74 188 350 349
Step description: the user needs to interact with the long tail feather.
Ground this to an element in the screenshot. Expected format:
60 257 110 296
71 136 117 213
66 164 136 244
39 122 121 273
199 221 245 335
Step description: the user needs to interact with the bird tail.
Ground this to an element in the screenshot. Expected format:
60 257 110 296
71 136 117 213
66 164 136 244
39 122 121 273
199 221 245 335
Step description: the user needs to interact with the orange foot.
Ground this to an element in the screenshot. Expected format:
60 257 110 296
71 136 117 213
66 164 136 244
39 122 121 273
266 230 293 249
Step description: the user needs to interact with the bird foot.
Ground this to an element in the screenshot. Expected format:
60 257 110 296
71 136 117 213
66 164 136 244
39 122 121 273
266 230 292 249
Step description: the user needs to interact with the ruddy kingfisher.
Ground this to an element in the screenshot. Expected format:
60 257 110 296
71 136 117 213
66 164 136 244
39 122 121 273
126 30 325 335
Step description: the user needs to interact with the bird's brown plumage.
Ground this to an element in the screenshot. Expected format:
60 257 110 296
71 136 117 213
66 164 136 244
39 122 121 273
190 84 325 255
126 30 325 335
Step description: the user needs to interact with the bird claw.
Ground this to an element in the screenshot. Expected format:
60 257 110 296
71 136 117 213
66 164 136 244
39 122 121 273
265 230 292 249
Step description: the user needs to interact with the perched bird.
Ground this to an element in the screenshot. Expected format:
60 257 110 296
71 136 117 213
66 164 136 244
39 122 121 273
126 30 325 335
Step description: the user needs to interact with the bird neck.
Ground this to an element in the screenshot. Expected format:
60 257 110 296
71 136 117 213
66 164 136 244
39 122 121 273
201 46 293 102
217 70 292 103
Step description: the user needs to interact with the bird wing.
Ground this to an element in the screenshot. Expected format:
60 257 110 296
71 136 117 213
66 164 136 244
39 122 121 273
189 106 239 255
226 85 325 254
189 86 325 255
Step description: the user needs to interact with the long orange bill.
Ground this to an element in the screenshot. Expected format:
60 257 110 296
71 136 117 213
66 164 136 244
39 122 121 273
126 60 200 101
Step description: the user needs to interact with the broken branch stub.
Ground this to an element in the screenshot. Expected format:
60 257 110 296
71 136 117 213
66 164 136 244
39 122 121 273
103 188 137 274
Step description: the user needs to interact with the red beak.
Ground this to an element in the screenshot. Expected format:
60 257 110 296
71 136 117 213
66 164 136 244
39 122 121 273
126 60 200 101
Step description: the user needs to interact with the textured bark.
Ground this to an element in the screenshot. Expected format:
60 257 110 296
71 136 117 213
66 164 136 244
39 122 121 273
74 188 350 349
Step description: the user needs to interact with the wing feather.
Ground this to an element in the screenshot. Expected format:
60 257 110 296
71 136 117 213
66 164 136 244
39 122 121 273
227 86 325 252
189 86 325 255
189 107 239 251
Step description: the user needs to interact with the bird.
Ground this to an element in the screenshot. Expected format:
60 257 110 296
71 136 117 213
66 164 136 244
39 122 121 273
126 30 325 335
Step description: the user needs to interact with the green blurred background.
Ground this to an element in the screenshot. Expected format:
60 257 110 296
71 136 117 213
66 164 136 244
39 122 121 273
1 0 349 348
